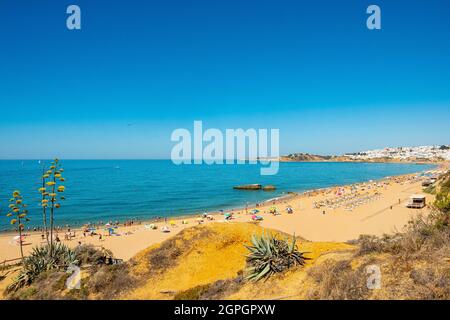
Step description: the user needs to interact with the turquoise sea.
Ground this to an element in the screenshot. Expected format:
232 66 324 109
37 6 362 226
0 160 434 230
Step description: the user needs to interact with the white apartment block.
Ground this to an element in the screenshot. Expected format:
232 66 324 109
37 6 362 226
345 145 450 161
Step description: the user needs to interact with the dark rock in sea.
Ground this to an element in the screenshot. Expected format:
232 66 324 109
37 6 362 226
262 185 276 191
233 184 262 190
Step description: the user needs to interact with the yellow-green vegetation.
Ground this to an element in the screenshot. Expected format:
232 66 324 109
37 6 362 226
433 171 450 214
5 190 30 260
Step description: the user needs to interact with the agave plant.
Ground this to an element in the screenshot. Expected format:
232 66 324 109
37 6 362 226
7 243 78 293
43 158 66 257
245 232 310 281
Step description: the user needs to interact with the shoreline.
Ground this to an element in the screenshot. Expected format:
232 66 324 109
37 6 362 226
0 164 447 262
0 163 441 236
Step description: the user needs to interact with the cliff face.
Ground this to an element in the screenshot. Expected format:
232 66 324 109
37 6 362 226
121 223 352 300
280 153 333 162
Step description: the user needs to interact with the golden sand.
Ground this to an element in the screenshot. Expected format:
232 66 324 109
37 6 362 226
122 223 354 300
0 173 434 263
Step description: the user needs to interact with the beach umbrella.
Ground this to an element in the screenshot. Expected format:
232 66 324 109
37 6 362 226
12 235 25 244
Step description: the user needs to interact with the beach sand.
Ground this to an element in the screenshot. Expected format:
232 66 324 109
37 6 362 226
0 173 435 262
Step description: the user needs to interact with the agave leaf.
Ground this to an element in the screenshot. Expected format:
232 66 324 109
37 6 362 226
253 263 271 281
289 234 296 253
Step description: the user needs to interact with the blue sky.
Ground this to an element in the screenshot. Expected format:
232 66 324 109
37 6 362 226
0 0 449 159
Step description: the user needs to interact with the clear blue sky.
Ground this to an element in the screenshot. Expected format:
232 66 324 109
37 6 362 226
0 0 449 159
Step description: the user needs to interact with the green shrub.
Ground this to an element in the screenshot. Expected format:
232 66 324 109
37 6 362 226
86 264 135 299
245 233 310 281
7 243 77 293
74 244 113 265
423 185 436 194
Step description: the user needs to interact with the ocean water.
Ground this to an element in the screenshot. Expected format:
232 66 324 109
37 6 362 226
0 160 434 230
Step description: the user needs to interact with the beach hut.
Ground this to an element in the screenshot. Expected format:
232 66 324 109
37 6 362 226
407 194 426 209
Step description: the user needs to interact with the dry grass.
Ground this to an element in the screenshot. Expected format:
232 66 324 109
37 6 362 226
86 264 137 299
8 271 69 300
306 259 371 300
173 274 245 300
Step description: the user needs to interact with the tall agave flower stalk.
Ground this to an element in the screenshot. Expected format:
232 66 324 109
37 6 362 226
6 190 30 261
39 164 49 244
45 159 66 257
245 232 310 281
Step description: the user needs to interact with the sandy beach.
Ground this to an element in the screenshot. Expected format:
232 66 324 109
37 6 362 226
0 167 443 263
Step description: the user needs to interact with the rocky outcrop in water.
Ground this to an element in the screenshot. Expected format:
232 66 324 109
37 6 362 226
233 184 262 190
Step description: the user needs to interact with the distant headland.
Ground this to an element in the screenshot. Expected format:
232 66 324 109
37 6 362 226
279 145 450 163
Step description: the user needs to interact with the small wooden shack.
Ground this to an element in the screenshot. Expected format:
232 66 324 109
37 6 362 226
407 194 426 209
